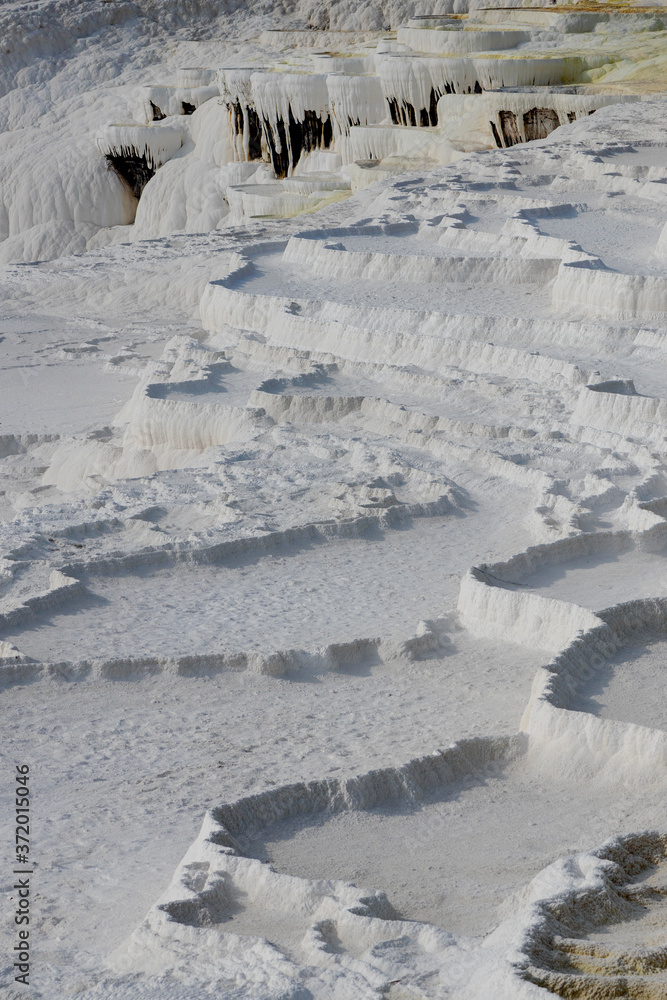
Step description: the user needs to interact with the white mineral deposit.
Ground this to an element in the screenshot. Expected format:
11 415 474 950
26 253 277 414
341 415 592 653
1 0 667 998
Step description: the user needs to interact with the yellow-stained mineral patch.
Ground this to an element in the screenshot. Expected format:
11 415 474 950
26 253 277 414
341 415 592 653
525 835 667 998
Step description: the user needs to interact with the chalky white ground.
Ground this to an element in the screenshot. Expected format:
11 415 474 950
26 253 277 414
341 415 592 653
2 3 667 1000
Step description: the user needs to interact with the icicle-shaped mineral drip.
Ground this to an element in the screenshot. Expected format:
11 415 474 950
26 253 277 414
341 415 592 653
377 55 436 124
250 72 331 178
95 125 184 171
95 125 184 198
250 72 330 129
217 69 259 162
469 56 575 90
377 52 589 116
424 57 482 96
325 74 387 138
217 68 254 107
176 68 215 87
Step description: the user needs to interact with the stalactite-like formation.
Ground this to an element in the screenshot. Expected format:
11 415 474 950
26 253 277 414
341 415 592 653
96 125 183 200
229 101 263 161
219 70 338 177
93 8 656 230
260 108 333 178
104 147 155 199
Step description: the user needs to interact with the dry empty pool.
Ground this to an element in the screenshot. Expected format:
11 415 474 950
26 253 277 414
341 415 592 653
242 760 662 938
572 630 667 731
523 547 667 612
3 517 469 662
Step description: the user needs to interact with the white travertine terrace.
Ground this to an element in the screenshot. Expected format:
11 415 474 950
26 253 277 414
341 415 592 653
0 0 655 249
0 3 663 261
2 1 667 998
